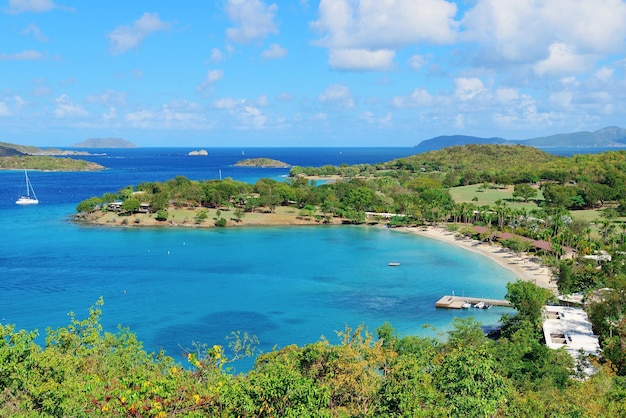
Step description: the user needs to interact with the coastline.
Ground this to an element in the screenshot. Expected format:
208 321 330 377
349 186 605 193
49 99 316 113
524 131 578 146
394 225 558 293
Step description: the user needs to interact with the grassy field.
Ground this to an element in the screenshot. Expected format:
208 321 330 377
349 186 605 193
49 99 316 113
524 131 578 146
448 184 544 211
449 184 626 228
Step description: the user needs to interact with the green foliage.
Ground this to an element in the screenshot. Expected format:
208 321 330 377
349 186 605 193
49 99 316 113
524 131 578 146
155 209 168 221
0 155 104 171
215 217 227 227
120 197 140 214
513 183 538 202
76 196 102 213
503 280 555 337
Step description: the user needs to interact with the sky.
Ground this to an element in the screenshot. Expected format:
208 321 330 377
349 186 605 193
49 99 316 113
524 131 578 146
2 0 626 147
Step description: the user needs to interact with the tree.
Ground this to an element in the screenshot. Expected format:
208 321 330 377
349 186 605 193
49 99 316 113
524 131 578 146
76 196 102 213
120 197 140 215
513 183 537 202
502 280 554 336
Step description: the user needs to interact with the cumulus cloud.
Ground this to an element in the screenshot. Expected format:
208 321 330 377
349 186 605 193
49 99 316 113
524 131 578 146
107 12 172 55
0 50 44 60
318 84 355 110
225 0 279 44
454 77 486 101
261 43 287 59
196 70 224 95
311 0 458 70
6 0 73 14
210 48 224 63
54 94 88 118
462 0 626 74
329 49 395 71
533 42 594 76
408 54 428 71
391 88 433 108
361 110 392 126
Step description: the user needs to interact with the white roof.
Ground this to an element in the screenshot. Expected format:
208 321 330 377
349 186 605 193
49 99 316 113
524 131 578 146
542 306 601 377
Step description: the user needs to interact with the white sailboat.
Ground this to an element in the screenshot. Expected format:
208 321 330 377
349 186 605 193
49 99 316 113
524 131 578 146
15 170 39 205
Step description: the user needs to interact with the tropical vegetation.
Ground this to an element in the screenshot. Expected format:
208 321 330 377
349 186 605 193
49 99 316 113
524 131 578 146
33 143 626 414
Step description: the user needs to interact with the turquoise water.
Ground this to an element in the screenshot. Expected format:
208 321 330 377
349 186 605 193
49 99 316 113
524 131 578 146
0 148 517 370
1 203 514 368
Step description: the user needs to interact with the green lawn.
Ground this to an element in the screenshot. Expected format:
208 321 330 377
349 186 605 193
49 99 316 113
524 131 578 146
449 184 543 211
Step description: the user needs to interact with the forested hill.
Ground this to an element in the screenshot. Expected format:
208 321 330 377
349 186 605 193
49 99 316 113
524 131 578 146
390 144 560 174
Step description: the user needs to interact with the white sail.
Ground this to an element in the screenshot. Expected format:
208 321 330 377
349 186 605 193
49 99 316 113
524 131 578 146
15 170 39 205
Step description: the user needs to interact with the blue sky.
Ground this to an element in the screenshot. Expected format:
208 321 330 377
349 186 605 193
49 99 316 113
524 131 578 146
2 0 626 147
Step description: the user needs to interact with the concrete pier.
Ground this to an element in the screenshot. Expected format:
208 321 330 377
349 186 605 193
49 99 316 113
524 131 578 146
435 295 511 309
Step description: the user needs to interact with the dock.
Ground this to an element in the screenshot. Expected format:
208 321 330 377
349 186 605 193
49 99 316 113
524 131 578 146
435 295 511 309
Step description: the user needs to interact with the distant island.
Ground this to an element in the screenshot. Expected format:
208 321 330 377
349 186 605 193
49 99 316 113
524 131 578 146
0 141 104 171
71 138 137 148
415 126 626 152
188 149 208 156
234 158 290 168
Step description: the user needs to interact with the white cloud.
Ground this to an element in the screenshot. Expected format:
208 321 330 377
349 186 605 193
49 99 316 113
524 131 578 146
533 42 594 76
0 50 44 60
107 13 172 55
102 107 117 121
594 67 614 83
462 0 626 74
311 0 457 70
21 23 49 42
6 0 70 14
210 48 224 63
196 70 224 94
213 97 245 110
225 0 279 44
329 49 395 71
318 84 355 110
361 110 392 126
54 94 88 118
408 54 427 71
261 43 287 59
391 88 432 108
454 77 485 101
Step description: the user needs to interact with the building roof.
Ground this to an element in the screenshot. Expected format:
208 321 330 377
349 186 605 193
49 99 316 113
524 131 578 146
542 305 601 377
472 226 575 254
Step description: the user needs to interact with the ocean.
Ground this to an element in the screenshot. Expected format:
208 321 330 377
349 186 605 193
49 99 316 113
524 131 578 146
0 147 536 370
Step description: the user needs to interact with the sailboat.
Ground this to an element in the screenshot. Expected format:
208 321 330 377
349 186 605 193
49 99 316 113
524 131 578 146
15 170 39 205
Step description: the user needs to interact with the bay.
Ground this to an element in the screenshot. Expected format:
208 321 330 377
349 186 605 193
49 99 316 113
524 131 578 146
1 147 515 370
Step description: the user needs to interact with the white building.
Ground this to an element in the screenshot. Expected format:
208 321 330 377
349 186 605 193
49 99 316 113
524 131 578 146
542 305 601 378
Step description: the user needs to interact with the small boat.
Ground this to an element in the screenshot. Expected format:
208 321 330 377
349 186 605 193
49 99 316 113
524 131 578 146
474 301 485 309
388 262 400 266
462 302 471 309
15 170 38 205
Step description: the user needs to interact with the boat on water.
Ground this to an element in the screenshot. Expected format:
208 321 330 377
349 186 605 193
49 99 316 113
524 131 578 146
474 301 485 309
15 170 39 205
388 262 400 266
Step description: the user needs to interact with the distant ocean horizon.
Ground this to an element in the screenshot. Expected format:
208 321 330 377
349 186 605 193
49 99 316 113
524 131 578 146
0 145 610 370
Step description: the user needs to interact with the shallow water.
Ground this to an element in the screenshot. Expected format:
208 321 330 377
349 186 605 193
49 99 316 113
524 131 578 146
0 148 515 370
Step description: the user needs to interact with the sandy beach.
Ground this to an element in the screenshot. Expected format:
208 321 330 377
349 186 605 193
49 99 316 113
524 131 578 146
395 225 558 293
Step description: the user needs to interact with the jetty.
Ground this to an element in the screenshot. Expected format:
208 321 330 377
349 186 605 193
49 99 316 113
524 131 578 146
435 295 511 309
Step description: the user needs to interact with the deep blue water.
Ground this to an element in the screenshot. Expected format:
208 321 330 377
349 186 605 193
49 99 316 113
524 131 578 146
0 147 535 370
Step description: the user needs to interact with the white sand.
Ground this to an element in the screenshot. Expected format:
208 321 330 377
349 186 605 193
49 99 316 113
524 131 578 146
395 225 558 293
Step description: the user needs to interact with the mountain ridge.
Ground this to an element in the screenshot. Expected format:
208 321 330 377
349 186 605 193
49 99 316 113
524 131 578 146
71 137 137 148
415 126 626 151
